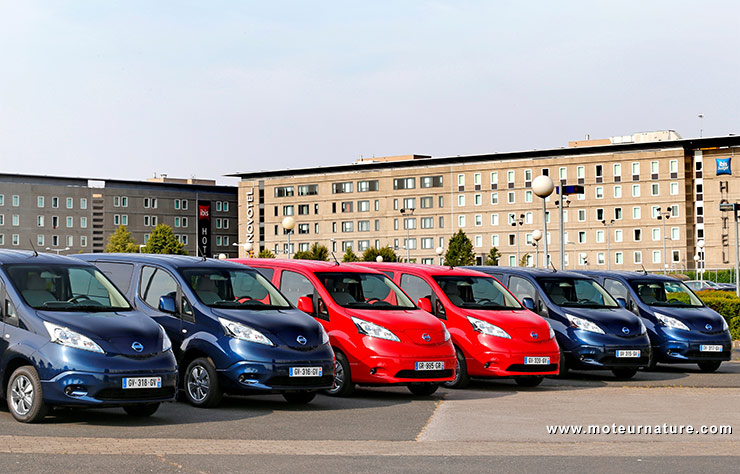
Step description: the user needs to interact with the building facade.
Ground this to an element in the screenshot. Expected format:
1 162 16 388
232 132 740 271
0 174 238 257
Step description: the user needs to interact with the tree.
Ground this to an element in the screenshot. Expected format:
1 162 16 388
342 247 359 262
444 230 475 267
362 246 398 262
484 247 501 266
258 249 276 258
141 224 187 255
105 225 139 253
520 253 531 267
294 243 330 261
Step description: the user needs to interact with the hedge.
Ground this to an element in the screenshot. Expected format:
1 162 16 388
697 290 740 340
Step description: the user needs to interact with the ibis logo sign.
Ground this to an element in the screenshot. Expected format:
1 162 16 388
716 157 732 175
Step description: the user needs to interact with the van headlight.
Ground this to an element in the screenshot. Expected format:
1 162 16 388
443 325 451 342
43 321 104 353
218 317 274 346
351 317 400 342
565 314 605 334
466 316 511 339
655 313 689 331
159 325 172 351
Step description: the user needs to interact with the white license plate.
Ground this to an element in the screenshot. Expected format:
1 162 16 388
700 345 723 352
122 377 162 389
616 350 641 358
415 361 444 371
289 367 322 377
524 356 550 365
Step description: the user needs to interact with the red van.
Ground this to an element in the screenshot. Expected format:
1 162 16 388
356 263 560 387
230 259 456 396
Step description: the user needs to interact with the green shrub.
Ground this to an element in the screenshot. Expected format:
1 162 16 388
697 292 740 340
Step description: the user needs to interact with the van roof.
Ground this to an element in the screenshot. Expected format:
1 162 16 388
350 262 494 278
230 258 384 274
75 253 248 270
0 249 94 266
576 270 683 282
467 266 593 279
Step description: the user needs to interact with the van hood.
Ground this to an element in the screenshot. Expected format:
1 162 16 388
649 306 728 333
37 310 166 356
210 307 325 349
559 307 645 337
341 308 447 345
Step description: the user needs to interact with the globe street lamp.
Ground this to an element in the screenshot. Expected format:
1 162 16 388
601 219 615 271
511 214 525 266
532 229 542 268
436 246 445 265
282 216 296 258
697 239 705 283
532 175 554 268
232 242 254 257
46 246 70 255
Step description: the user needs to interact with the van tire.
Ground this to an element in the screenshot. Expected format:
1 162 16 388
697 361 721 373
443 347 470 389
184 358 223 408
324 351 354 397
7 366 48 423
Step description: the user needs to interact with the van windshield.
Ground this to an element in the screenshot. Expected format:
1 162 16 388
180 268 291 310
314 272 415 310
537 277 619 308
6 264 131 311
433 275 523 310
629 280 704 308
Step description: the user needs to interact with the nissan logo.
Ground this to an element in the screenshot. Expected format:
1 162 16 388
422 333 431 342
622 327 630 335
530 332 539 340
296 335 307 345
131 341 144 352
705 323 713 331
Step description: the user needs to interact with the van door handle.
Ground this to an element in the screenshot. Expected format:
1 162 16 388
182 329 187 334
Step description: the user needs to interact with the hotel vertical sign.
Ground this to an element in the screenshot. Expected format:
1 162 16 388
245 187 255 253
198 200 211 257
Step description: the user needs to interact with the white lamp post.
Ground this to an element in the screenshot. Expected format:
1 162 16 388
532 229 542 268
46 246 70 255
532 175 554 268
282 216 296 258
376 255 383 262
697 239 705 283
436 246 444 265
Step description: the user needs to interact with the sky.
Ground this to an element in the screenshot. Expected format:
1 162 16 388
1 1 738 185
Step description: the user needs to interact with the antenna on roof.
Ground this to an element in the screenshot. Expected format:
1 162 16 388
330 251 340 266
549 262 557 272
195 243 207 261
640 264 647 275
28 239 38 257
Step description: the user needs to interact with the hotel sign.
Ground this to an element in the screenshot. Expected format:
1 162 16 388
198 201 211 257
245 188 255 250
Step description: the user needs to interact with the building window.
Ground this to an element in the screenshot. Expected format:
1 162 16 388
670 205 679 218
577 166 585 181
66 197 73 209
615 229 623 242
491 234 499 246
37 196 44 208
491 213 499 226
439 196 444 208
340 202 352 213
474 235 483 247
181 199 188 210
613 163 621 181
403 198 416 210
491 192 498 205
634 251 642 264
37 234 44 246
670 182 679 195
358 220 370 232
113 215 120 226
614 185 622 198
474 214 482 226
341 221 354 232
651 183 659 196
121 196 128 207
51 197 59 208
421 217 433 229
509 255 516 266
174 199 180 210
614 208 622 220
420 197 433 209
457 174 465 190
332 182 354 194
12 234 19 246
298 184 319 196
632 184 640 197
393 178 416 190
12 195 19 207
577 231 586 243
12 215 19 226
652 251 661 264
633 229 642 241
632 162 640 178
525 190 533 203
595 186 604 199
490 172 498 189
615 252 623 265
458 215 465 227
403 218 416 230
474 194 482 206
421 237 434 249
474 173 482 189
274 186 295 198
595 209 604 221
420 176 443 188
358 240 370 251
66 217 73 228
507 191 515 204
596 230 604 243
651 160 659 176
507 170 516 186
595 164 603 181
671 227 680 240
37 216 44 227
121 215 128 226
652 228 660 241
632 206 641 219
458 195 465 207
358 200 370 212
578 209 586 222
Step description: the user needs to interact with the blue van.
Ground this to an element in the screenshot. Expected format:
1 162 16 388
0 250 177 423
75 254 335 406
580 271 732 372
466 267 651 379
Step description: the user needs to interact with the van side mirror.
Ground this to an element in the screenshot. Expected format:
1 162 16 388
616 297 627 309
297 296 314 314
417 297 432 313
158 295 177 314
521 297 535 311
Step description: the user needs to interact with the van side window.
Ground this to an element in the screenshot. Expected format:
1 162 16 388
399 274 433 302
604 279 629 300
280 271 315 306
95 262 135 294
4 299 19 327
509 276 537 301
140 266 178 310
69 268 111 306
254 267 274 280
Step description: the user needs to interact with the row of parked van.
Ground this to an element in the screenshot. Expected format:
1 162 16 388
0 250 732 423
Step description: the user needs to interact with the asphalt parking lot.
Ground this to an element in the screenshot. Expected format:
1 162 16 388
2 358 739 473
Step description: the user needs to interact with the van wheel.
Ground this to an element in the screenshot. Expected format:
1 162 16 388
443 347 470 389
556 352 569 378
697 361 721 373
7 366 48 423
324 351 354 397
612 368 638 380
515 376 544 387
185 358 222 408
282 391 317 404
408 383 439 396
123 403 160 417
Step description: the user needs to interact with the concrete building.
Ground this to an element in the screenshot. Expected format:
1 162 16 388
0 174 238 257
230 131 740 272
